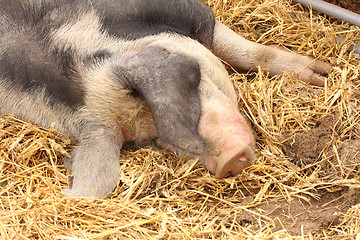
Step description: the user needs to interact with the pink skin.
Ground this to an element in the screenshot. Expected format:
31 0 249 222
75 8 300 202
197 95 255 178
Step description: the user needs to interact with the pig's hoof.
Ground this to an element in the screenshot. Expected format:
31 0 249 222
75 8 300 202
271 45 332 87
300 58 332 87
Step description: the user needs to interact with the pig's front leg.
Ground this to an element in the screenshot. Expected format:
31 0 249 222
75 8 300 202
65 122 122 198
212 21 331 86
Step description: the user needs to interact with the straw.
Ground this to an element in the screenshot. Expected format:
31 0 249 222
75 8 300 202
1 0 359 239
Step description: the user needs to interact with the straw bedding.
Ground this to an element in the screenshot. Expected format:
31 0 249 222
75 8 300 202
1 0 360 239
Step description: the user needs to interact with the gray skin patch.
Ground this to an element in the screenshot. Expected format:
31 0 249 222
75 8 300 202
96 0 215 48
116 45 206 155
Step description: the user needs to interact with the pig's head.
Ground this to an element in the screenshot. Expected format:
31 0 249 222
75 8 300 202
120 34 255 178
191 40 255 178
196 76 255 177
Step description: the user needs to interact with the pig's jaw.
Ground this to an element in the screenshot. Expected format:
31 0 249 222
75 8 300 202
197 90 255 178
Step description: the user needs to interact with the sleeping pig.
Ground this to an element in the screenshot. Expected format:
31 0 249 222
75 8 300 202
0 0 331 197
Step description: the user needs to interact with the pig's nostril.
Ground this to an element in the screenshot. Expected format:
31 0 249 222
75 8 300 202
224 171 233 178
239 154 248 162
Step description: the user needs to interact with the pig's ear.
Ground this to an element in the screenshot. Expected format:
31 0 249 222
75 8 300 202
117 45 206 154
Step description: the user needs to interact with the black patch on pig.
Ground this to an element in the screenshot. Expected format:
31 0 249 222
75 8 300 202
117 45 206 154
97 0 215 48
1 0 215 48
0 31 85 108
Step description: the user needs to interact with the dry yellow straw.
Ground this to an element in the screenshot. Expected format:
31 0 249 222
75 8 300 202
1 0 360 239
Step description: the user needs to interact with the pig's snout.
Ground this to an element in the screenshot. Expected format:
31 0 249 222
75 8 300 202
198 95 255 178
211 146 253 178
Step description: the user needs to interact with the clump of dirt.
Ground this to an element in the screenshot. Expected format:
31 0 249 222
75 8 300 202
338 139 360 167
281 115 337 166
282 115 360 179
337 139 360 178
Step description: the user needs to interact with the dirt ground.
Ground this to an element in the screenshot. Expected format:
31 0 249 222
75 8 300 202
279 114 360 236
238 187 360 236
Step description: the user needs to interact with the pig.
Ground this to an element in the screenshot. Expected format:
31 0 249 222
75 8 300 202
0 0 331 197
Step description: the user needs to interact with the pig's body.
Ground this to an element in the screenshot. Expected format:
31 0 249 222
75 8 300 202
0 0 331 197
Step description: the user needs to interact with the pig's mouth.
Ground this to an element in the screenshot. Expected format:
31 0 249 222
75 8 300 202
154 125 254 179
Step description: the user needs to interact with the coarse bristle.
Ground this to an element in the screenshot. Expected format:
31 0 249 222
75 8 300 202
1 0 360 239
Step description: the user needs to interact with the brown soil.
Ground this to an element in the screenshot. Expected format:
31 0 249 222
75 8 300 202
280 113 360 236
282 115 337 166
282 114 360 178
240 187 360 236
